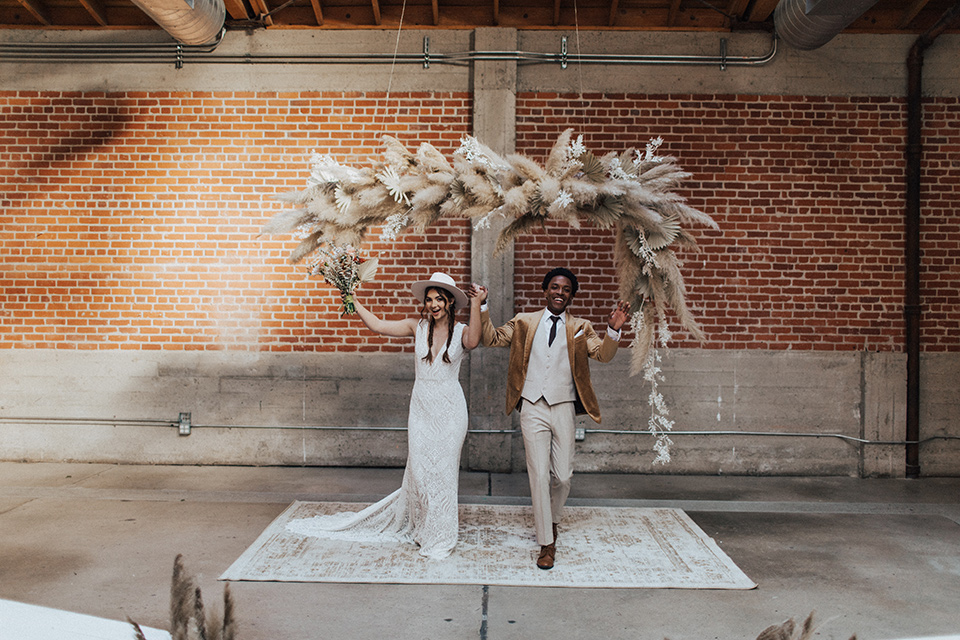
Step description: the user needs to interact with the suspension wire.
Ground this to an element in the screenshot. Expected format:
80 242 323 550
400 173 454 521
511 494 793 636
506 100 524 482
573 0 586 115
383 0 408 127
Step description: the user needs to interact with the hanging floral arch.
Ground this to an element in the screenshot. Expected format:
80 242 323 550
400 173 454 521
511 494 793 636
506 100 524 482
262 129 719 463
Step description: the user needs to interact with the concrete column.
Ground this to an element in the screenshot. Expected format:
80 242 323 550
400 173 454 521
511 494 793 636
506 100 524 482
466 27 518 472
861 352 907 478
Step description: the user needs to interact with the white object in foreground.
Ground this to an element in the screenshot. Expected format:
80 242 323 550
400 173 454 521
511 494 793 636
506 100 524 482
0 599 170 640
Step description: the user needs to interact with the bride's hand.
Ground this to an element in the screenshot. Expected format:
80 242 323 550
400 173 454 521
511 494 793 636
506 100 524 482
467 284 488 304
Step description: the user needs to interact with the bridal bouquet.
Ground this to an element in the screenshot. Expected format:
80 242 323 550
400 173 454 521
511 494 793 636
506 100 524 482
305 244 379 315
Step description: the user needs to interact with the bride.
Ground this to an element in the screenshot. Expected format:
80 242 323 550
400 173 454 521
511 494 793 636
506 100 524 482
286 272 483 559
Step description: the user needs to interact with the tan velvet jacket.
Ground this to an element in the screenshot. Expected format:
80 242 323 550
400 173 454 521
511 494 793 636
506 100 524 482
480 309 620 423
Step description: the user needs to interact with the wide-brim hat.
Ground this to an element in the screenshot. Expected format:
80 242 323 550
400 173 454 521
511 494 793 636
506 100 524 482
411 272 469 308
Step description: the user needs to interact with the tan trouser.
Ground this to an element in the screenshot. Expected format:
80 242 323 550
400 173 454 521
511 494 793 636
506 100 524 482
520 397 576 545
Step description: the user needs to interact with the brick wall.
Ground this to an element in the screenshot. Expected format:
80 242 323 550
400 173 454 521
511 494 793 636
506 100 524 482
515 93 960 353
2 90 958 354
0 91 472 353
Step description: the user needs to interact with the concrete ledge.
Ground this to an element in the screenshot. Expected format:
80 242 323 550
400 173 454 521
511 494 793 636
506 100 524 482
2 348 957 475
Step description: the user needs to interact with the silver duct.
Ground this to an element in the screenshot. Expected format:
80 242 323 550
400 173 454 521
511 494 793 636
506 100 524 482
129 0 225 46
774 0 880 50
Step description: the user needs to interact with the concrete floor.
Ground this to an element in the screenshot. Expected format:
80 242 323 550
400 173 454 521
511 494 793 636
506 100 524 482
1 462 959 640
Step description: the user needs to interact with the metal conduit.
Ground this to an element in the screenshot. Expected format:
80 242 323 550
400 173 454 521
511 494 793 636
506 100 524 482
903 0 960 478
0 33 777 68
2 416 956 446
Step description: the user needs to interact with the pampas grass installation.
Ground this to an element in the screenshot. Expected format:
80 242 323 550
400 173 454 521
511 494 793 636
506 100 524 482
129 554 236 640
264 129 718 376
264 130 719 462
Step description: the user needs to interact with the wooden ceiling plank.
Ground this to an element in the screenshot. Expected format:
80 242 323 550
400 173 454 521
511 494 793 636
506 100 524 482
78 0 109 26
223 0 251 20
493 0 499 26
15 0 52 25
667 0 682 26
371 0 381 25
608 0 619 27
899 0 932 28
553 0 561 26
309 0 323 25
746 0 779 22
432 0 438 25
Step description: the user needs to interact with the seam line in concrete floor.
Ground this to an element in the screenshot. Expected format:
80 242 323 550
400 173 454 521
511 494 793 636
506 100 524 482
4 486 959 525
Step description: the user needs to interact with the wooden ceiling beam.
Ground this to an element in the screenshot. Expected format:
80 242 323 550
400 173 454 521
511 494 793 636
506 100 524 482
725 0 752 21
899 0 932 28
78 0 109 26
223 0 251 20
309 0 323 25
249 0 273 25
608 0 619 27
371 0 381 25
431 0 438 25
746 0 779 22
15 0 52 25
493 0 499 26
667 0 682 26
553 0 561 25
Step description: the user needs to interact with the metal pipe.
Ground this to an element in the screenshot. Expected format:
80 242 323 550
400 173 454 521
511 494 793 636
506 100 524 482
128 0 225 46
0 33 777 68
903 0 960 478
774 0 879 51
2 416 956 445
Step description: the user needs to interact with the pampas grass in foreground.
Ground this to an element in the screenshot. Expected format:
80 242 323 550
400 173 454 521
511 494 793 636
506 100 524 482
131 569 854 640
752 611 856 640
664 611 856 640
129 554 236 640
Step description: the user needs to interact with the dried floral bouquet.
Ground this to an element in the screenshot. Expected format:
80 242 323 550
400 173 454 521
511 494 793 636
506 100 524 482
303 243 378 315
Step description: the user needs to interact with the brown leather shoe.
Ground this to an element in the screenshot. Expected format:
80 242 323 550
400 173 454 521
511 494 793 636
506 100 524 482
537 543 556 570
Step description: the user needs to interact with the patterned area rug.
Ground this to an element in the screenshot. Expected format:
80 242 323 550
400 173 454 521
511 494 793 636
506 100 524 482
220 501 756 589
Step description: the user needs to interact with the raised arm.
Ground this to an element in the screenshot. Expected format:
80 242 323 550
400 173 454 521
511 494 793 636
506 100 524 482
587 299 632 363
353 296 418 338
462 284 485 350
479 289 517 348
607 299 631 332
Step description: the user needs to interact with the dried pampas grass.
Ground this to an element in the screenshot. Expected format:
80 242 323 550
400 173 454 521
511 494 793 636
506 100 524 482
754 611 856 640
129 554 236 640
263 130 716 357
663 611 857 640
262 130 720 462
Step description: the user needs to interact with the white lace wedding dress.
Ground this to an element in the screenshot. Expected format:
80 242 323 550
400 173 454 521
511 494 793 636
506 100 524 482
286 320 469 559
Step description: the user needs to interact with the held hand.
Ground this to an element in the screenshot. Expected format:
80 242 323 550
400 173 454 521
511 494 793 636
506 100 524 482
607 300 631 331
467 284 488 305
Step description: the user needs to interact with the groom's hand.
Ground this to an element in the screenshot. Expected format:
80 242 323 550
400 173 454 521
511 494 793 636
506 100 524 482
607 300 631 331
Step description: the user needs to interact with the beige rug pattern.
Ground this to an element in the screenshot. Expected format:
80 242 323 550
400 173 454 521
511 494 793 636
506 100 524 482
220 501 756 589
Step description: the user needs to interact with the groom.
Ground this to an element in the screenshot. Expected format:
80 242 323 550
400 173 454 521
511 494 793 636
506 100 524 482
479 268 629 569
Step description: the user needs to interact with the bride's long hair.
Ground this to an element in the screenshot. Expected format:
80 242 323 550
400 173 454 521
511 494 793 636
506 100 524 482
420 286 457 364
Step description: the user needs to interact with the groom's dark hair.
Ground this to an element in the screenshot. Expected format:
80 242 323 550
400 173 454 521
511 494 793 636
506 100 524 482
542 267 579 296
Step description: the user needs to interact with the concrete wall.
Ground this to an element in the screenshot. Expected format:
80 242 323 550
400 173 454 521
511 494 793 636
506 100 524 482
2 30 958 97
2 347 956 477
2 27 958 476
